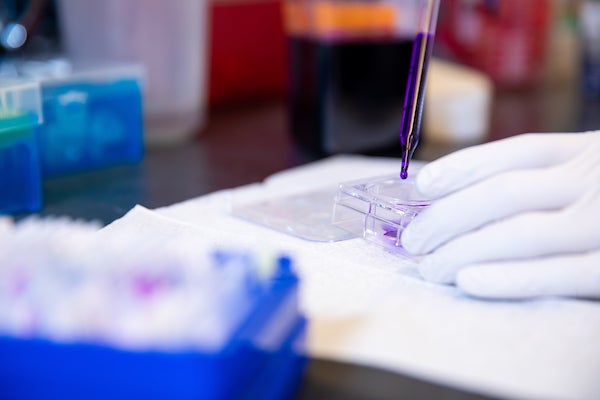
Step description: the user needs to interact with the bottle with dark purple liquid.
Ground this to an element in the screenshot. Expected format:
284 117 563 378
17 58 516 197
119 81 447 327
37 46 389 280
288 35 419 157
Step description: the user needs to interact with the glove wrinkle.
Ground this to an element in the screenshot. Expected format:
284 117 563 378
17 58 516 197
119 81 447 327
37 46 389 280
456 250 600 299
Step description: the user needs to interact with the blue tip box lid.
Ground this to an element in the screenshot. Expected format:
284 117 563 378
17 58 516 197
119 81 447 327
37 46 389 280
1 59 144 176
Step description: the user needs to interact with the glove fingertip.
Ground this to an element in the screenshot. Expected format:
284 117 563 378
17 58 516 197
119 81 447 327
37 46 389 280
415 164 464 199
400 225 422 255
401 219 437 255
414 165 441 196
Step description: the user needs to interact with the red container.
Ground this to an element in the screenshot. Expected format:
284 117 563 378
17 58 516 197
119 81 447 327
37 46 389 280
209 0 288 105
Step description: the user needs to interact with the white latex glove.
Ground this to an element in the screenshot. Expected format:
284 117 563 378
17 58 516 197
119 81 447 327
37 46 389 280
401 131 600 299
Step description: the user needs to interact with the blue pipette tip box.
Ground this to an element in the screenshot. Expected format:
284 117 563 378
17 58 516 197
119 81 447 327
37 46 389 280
0 78 43 215
41 62 144 177
4 59 145 177
0 252 307 400
332 174 432 256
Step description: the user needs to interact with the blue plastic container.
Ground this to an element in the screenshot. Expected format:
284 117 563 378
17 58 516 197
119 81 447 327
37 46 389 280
35 64 144 177
0 255 307 400
0 79 43 215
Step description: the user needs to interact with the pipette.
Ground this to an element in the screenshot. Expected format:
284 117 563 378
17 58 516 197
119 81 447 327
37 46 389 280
399 0 438 179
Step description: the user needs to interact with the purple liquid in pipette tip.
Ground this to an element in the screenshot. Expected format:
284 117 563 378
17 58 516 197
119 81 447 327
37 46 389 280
399 32 434 180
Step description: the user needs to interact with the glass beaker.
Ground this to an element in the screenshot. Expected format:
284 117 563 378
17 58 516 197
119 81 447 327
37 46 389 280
56 0 208 146
283 0 440 156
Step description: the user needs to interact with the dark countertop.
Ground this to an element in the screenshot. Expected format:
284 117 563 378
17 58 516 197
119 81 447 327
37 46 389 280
38 102 300 224
27 83 600 399
39 83 600 225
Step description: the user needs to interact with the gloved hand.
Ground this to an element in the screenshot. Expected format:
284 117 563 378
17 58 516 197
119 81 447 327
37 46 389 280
401 131 600 300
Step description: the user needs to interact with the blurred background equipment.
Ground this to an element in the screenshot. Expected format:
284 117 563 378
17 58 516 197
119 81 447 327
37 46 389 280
435 0 553 90
0 0 60 56
1 59 145 177
580 0 600 99
209 0 288 106
0 0 49 53
423 58 493 145
4 0 595 154
56 0 207 146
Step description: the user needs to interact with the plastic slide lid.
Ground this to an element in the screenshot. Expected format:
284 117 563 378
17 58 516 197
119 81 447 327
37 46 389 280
332 174 433 257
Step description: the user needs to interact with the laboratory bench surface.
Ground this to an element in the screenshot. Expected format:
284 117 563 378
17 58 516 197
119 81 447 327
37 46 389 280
24 84 600 399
